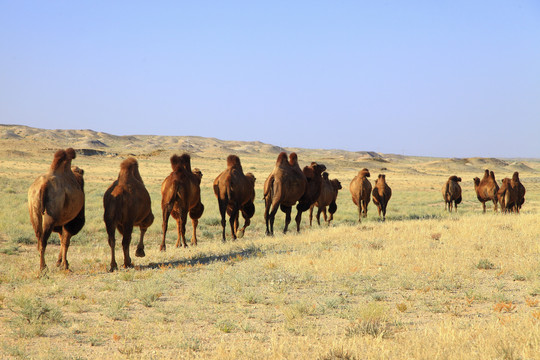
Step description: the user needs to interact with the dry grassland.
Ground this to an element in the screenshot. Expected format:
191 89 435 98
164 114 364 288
0 127 539 359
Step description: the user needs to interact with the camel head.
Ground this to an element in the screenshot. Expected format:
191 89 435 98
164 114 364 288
449 175 461 183
473 177 480 188
192 168 203 179
331 179 342 191
311 162 326 176
245 172 256 186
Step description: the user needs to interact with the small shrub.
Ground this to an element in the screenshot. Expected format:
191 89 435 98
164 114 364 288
216 319 236 333
318 347 357 360
477 259 495 270
8 296 65 338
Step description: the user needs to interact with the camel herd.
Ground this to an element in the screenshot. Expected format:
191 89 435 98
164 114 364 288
27 148 527 273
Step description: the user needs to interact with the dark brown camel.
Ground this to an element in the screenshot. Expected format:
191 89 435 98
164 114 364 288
309 172 342 226
513 172 526 211
160 154 204 250
295 161 327 230
213 155 256 241
103 158 154 271
264 152 307 235
372 174 392 220
349 168 372 222
28 148 85 272
473 169 499 213
442 176 462 212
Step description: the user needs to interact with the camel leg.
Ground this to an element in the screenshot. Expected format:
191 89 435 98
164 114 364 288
191 218 198 246
175 210 188 248
481 201 486 213
38 219 54 273
229 205 239 241
316 207 323 226
321 207 328 225
105 220 118 272
448 201 453 212
121 223 134 269
309 205 314 227
136 212 153 258
357 203 362 223
362 200 368 218
218 199 227 242
237 211 250 239
56 228 72 270
267 201 280 236
493 199 498 213
294 209 303 233
160 206 172 251
327 208 334 225
282 205 292 234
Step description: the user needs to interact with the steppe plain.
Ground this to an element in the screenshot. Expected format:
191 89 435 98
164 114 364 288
0 125 539 359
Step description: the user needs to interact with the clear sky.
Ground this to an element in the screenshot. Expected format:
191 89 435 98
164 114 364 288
1 1 539 158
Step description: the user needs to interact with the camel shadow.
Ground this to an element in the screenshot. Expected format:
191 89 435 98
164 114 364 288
142 244 263 270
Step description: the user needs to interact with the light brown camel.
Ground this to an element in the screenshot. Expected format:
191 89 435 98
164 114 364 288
103 158 154 271
372 174 392 220
264 152 307 235
309 172 342 226
213 155 256 241
442 175 462 212
295 161 327 230
349 168 372 222
473 169 499 213
160 154 204 250
28 148 85 272
497 177 518 213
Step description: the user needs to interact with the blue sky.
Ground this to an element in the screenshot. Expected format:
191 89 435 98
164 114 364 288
1 1 539 157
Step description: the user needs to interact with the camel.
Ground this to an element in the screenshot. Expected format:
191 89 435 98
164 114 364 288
213 155 256 241
103 158 154 271
309 172 342 226
295 161 327 230
473 169 499 213
349 168 372 222
513 172 526 211
28 148 85 272
264 152 307 236
497 177 518 213
442 176 462 212
372 174 392 220
160 154 204 250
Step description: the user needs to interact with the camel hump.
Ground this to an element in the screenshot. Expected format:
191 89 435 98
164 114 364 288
512 172 520 182
322 172 329 180
489 171 496 180
66 148 76 160
170 153 192 172
289 152 298 166
50 149 67 171
120 157 139 171
276 152 288 165
227 155 241 169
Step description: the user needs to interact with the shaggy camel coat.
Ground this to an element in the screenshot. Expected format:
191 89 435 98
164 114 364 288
473 169 499 213
295 161 327 230
264 152 307 236
442 176 462 212
349 168 372 222
372 174 392 220
160 154 204 250
28 148 85 271
213 155 256 241
103 158 154 271
309 172 341 226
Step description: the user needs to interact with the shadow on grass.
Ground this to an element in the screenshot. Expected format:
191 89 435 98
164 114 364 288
142 244 263 270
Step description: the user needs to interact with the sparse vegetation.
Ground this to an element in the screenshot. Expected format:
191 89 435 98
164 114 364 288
0 126 539 358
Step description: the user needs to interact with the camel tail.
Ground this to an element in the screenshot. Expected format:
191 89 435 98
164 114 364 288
39 182 49 215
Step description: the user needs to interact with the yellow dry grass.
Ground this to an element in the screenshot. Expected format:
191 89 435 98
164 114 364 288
0 127 539 359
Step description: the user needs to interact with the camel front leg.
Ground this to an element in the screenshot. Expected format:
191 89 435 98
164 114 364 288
175 210 188 248
122 224 134 268
191 218 198 246
160 205 172 251
136 228 147 258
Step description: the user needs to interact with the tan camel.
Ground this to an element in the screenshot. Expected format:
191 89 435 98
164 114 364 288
442 176 462 212
264 152 307 235
497 177 518 213
295 161 327 230
213 155 256 241
160 154 204 250
309 172 342 226
473 169 499 213
103 158 154 271
28 148 85 272
349 168 372 222
372 174 392 220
